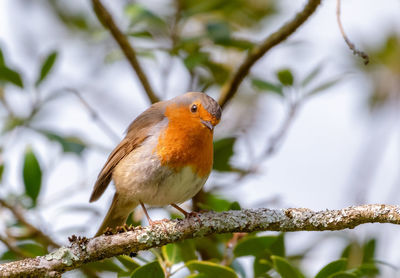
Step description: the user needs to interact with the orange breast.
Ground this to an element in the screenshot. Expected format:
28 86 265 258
155 105 214 177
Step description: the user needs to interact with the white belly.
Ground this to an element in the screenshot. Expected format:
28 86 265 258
112 125 208 206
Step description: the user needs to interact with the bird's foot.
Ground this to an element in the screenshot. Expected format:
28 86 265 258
185 211 202 224
148 218 169 232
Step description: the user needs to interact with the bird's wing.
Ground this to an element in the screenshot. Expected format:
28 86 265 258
89 102 166 202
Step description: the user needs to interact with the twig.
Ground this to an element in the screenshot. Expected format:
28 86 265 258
243 97 300 176
0 200 59 248
0 88 14 116
218 0 322 108
264 102 298 158
1 204 400 277
64 88 121 143
0 235 28 259
336 0 369 65
91 0 159 104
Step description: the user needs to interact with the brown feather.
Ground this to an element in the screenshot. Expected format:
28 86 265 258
89 102 166 202
95 193 138 236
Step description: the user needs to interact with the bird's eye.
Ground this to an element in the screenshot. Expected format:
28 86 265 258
191 104 197 113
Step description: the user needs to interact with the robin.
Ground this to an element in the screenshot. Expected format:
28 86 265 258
90 92 222 236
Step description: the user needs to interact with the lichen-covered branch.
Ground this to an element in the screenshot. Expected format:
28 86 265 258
91 0 159 104
0 200 100 278
218 0 321 108
1 204 400 277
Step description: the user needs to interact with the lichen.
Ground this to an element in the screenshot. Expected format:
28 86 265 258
137 233 150 243
44 247 78 266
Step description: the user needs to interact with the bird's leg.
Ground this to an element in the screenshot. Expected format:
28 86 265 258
171 203 190 217
171 203 201 223
140 202 168 227
140 202 154 225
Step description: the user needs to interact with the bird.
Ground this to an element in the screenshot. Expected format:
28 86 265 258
89 92 222 236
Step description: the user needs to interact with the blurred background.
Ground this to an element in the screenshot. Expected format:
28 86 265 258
0 0 399 277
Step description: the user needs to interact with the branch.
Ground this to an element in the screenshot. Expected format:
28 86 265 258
0 200 100 278
2 204 400 277
218 0 321 108
336 0 369 65
64 88 121 143
91 0 159 104
0 200 59 248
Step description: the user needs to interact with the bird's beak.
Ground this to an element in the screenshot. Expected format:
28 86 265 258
201 120 214 130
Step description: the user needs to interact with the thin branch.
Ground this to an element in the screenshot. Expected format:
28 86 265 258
64 88 121 143
0 200 59 248
0 235 28 259
218 0 322 108
91 0 159 104
264 102 298 158
1 204 400 277
336 0 369 65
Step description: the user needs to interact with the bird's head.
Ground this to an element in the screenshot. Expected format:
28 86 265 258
166 92 222 131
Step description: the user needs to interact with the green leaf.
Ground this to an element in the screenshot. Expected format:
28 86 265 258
2 117 27 133
162 240 196 265
206 21 231 44
0 250 18 260
1 242 47 259
328 272 357 278
306 78 340 97
0 66 23 88
18 243 47 257
184 52 209 70
127 31 153 39
35 51 58 86
117 255 140 271
213 137 236 172
194 237 223 260
42 131 85 155
362 239 376 263
199 193 232 212
0 48 5 66
228 201 241 211
252 78 283 96
124 4 165 27
340 243 353 259
270 233 285 257
356 263 379 276
23 148 42 206
234 236 278 257
301 64 323 87
186 260 238 278
254 254 273 277
87 259 125 272
220 38 254 50
315 259 348 278
204 61 230 84
162 244 180 265
0 163 4 183
276 69 294 86
130 261 164 278
186 274 208 278
271 256 302 278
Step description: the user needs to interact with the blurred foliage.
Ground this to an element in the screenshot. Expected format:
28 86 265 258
0 0 398 277
22 148 42 207
0 48 24 88
357 34 400 110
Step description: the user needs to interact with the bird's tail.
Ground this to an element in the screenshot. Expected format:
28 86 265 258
95 193 138 237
